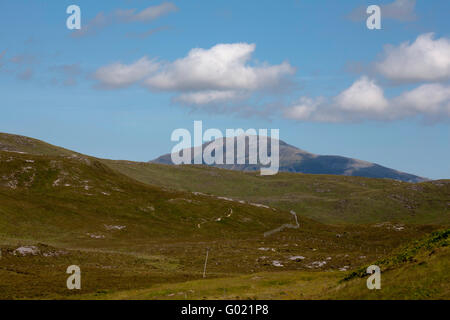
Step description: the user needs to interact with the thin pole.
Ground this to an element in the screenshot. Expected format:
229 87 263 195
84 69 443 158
203 249 209 278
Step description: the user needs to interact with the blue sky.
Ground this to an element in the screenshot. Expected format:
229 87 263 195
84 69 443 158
0 0 449 179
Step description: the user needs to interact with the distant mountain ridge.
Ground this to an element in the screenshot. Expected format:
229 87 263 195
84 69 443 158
151 136 427 183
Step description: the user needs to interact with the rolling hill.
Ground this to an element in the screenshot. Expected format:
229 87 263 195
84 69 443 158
104 161 450 224
0 132 81 157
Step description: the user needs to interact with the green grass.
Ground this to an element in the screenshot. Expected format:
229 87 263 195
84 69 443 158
0 132 81 157
330 228 450 299
0 150 303 244
103 160 450 224
64 229 450 300
343 228 450 281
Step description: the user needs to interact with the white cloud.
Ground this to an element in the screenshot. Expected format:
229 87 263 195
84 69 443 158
393 83 450 116
335 77 389 113
375 33 450 83
71 12 108 38
71 2 177 38
348 0 417 22
93 57 159 89
284 77 450 123
93 43 295 105
383 0 417 21
117 2 178 22
144 43 295 92
143 43 295 104
175 90 244 105
283 97 323 121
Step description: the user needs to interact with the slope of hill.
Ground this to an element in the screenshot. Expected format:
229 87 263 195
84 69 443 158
0 150 299 243
151 136 427 182
0 132 79 157
104 160 450 224
330 228 450 299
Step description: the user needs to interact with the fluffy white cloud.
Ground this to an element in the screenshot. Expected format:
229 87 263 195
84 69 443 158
394 83 450 116
335 77 389 113
283 97 323 121
93 57 159 88
94 43 295 105
375 33 450 83
144 43 295 104
284 77 450 123
144 43 295 94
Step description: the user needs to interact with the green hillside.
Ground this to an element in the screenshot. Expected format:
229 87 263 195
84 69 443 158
0 132 79 157
103 160 450 224
0 150 301 244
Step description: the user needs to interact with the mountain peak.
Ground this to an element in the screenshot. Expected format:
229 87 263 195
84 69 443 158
151 135 427 183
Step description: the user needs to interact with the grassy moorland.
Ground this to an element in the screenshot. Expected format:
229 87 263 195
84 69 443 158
103 160 450 225
0 132 448 299
23 229 450 300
